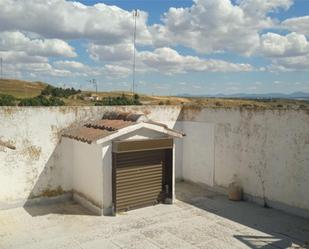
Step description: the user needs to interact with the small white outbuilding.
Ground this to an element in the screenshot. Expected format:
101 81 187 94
63 112 184 215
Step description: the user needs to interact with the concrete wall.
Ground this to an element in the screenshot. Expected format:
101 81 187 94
1 106 308 217
180 107 309 217
72 140 103 210
0 106 182 209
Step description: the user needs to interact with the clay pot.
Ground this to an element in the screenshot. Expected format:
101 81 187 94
228 184 243 201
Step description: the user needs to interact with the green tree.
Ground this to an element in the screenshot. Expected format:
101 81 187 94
0 94 16 106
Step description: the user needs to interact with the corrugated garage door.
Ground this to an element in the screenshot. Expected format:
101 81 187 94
112 139 173 213
112 138 173 212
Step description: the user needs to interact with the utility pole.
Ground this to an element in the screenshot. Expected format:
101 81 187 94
132 9 139 95
89 79 97 94
0 57 3 79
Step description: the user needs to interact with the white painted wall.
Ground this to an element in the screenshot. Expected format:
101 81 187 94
182 122 215 186
0 106 182 209
102 141 112 214
72 141 103 208
1 106 308 217
181 108 309 216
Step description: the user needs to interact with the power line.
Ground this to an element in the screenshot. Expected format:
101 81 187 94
132 9 138 95
88 79 97 94
0 57 3 79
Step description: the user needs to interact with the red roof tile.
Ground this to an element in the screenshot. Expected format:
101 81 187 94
62 112 184 143
62 119 136 144
62 127 114 144
85 119 136 131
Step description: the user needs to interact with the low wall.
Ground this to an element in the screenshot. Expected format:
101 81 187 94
0 106 182 208
180 107 309 217
0 106 308 217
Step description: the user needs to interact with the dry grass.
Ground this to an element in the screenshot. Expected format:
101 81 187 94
0 79 47 98
0 78 308 110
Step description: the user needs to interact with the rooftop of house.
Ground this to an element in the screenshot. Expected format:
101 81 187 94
62 111 184 144
1 182 308 249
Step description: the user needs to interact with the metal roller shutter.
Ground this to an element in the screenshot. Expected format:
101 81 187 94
113 150 166 212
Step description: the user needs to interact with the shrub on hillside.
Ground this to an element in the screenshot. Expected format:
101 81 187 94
95 94 142 106
41 85 81 98
18 96 65 106
0 94 16 106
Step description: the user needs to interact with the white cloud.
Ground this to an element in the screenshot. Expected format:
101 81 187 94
103 64 131 79
150 0 293 55
239 0 293 18
259 32 309 71
0 31 76 57
88 43 133 61
0 51 48 64
282 16 309 35
0 0 151 45
87 45 254 74
0 0 307 78
7 62 72 77
138 47 253 73
260 32 309 57
54 60 131 79
269 54 309 71
53 60 86 70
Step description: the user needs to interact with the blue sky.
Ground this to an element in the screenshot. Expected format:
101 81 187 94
0 0 308 95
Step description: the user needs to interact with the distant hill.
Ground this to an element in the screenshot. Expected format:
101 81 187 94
178 92 309 100
0 79 47 98
0 78 308 109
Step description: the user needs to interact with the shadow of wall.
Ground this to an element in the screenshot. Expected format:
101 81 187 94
176 182 309 249
21 106 186 217
22 138 83 216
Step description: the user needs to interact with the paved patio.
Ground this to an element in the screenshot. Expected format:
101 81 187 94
0 182 308 249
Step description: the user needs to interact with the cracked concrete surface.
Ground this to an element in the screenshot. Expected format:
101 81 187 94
0 182 308 249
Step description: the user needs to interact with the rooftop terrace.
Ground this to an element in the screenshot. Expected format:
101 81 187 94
1 182 308 249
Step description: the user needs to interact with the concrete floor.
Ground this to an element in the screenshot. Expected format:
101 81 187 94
0 182 308 249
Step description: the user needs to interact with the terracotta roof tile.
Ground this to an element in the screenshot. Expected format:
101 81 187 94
62 118 137 143
62 127 114 144
85 119 136 131
62 112 184 143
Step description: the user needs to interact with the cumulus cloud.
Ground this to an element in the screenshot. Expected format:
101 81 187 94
0 0 307 79
88 43 133 61
282 16 309 35
150 0 294 55
103 64 131 79
260 32 309 57
6 62 72 77
53 60 131 78
0 31 76 57
269 54 309 71
0 51 47 64
259 32 309 71
0 0 151 45
53 60 87 70
239 0 293 18
137 47 253 73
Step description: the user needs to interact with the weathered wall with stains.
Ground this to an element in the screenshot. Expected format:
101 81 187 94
180 107 309 216
0 106 182 208
1 106 308 217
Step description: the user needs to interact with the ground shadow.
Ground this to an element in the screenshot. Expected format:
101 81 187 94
176 182 309 249
23 200 94 217
23 139 94 217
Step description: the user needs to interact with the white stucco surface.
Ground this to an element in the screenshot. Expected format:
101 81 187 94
182 121 215 186
0 106 182 209
72 141 103 209
0 106 308 217
180 108 309 216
